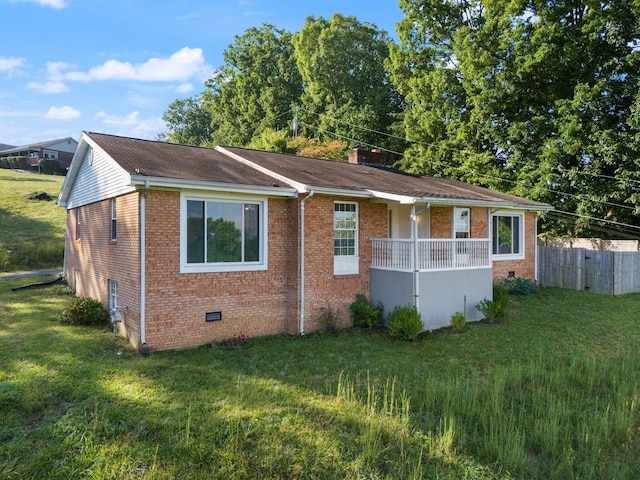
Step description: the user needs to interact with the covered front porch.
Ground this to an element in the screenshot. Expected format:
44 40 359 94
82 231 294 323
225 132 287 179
369 238 493 330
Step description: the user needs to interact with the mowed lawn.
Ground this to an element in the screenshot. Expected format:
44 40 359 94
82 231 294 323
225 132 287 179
0 170 66 272
1 279 639 479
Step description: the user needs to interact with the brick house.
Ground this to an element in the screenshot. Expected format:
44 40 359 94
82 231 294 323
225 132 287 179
57 132 550 352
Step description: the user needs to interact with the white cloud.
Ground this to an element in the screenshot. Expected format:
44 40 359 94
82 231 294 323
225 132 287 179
66 47 210 83
175 83 194 94
94 111 165 138
27 62 75 93
0 57 25 75
27 80 69 93
44 106 81 120
15 0 66 8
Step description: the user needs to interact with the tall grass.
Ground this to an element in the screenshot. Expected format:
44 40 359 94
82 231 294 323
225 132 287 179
1 281 639 479
0 170 66 272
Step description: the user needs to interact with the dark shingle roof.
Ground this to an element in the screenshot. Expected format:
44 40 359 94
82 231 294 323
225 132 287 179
87 133 288 188
86 133 548 209
221 146 548 208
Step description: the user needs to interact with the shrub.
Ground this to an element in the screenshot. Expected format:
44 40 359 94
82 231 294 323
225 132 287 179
318 305 342 333
388 305 423 340
476 284 508 322
349 294 384 329
450 311 466 331
501 276 539 295
39 158 60 175
59 297 110 326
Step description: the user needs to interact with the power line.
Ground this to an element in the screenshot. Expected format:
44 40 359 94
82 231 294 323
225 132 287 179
299 118 640 236
299 119 637 212
298 106 640 187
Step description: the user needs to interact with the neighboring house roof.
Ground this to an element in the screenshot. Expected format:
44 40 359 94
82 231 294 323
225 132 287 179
59 132 550 211
0 137 78 156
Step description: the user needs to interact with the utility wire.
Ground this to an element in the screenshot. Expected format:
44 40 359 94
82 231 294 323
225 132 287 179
298 106 640 187
299 118 640 236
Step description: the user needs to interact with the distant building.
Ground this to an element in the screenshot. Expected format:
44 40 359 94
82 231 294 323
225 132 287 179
0 137 78 172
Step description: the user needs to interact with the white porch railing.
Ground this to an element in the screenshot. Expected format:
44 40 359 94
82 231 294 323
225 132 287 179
371 238 491 272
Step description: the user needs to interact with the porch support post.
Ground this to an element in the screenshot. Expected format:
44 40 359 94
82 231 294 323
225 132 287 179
411 204 419 312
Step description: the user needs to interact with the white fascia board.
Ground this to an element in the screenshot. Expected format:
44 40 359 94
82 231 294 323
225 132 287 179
130 175 298 198
215 146 309 193
57 132 135 208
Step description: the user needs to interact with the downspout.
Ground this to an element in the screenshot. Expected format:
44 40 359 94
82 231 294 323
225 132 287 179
411 204 430 313
139 181 149 346
62 222 67 280
299 190 314 336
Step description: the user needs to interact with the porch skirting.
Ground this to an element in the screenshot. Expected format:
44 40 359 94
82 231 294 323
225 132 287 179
370 267 493 331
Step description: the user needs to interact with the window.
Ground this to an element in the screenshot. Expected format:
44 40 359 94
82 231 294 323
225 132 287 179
492 213 524 258
76 207 81 240
453 208 470 239
334 202 359 275
109 280 118 311
181 194 266 273
110 199 117 241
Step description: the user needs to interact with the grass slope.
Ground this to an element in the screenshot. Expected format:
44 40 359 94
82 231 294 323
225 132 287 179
0 170 66 272
1 281 639 479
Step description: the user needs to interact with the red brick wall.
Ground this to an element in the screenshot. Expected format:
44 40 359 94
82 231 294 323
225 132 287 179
64 193 141 344
300 195 387 333
492 211 537 282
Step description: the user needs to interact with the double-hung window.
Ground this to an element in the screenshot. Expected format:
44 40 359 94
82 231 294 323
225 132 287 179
334 202 359 275
453 208 470 239
181 194 266 273
492 213 524 259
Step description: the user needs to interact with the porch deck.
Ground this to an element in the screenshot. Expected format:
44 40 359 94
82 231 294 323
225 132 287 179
369 238 493 330
371 238 491 272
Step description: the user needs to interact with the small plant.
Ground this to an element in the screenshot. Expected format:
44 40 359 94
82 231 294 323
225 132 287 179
388 305 423 340
476 284 509 322
50 284 75 296
59 297 110 326
501 276 539 295
450 311 466 331
350 294 384 329
319 305 342 333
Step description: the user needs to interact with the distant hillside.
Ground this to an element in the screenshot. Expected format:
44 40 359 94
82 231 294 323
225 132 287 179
0 170 66 272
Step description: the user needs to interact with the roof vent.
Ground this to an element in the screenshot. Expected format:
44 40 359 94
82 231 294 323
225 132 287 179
348 146 387 166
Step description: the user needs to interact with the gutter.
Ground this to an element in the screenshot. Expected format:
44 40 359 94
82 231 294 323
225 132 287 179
139 180 149 346
299 190 315 336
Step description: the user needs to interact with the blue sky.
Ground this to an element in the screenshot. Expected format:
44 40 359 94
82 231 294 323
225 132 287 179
0 0 403 146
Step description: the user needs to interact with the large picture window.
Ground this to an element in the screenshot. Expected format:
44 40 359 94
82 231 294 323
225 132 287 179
492 213 524 258
334 202 359 275
181 194 266 273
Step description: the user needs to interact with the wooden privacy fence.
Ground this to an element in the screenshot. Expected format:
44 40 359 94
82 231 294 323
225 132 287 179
538 246 640 295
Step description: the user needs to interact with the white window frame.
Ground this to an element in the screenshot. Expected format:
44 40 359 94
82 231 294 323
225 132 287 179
453 207 470 239
334 201 359 275
109 280 118 311
76 207 81 240
180 192 268 274
110 198 117 242
491 211 525 260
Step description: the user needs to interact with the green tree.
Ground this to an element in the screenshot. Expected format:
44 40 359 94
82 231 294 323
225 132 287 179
391 0 640 236
204 24 303 146
159 95 212 146
293 14 404 153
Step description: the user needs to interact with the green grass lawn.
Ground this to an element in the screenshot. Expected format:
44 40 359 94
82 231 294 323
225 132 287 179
0 170 66 272
1 280 639 479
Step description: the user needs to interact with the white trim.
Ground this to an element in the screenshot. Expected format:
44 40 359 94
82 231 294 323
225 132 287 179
333 201 359 275
491 210 525 261
130 175 297 198
179 192 268 274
